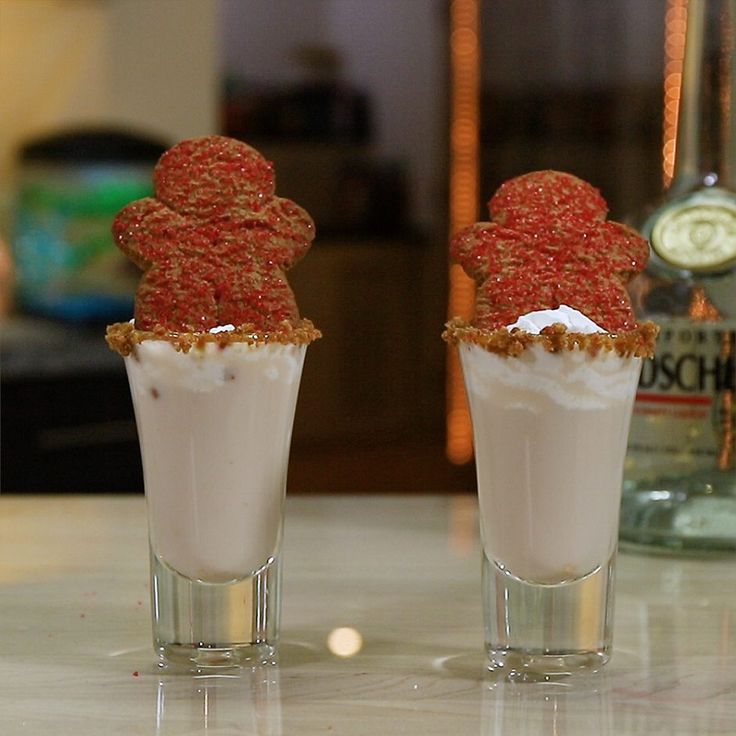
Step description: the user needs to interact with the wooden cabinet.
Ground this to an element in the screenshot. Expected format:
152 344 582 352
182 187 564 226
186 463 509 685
290 236 445 446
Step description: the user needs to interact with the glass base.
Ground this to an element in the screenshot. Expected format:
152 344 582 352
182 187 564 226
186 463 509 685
150 548 280 669
620 470 736 552
486 649 609 680
482 550 615 678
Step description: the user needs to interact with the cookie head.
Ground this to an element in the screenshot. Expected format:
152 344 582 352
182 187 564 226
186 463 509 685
450 170 649 332
489 170 608 229
154 136 276 219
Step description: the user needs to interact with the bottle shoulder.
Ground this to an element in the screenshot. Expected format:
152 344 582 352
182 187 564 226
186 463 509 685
633 266 736 321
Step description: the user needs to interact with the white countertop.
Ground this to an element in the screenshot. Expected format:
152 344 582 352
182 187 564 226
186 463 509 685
0 493 734 734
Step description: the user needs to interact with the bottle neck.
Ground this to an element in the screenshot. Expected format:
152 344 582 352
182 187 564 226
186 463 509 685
671 0 736 194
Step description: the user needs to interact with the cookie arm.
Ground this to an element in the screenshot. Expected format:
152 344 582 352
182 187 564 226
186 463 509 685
596 222 650 281
112 198 187 269
450 222 526 283
261 198 316 269
451 223 494 282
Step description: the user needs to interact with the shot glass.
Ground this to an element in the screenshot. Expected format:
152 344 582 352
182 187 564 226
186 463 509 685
124 337 307 669
457 338 642 677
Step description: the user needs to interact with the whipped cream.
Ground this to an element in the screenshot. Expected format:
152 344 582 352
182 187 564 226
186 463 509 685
130 340 303 393
460 341 639 410
506 305 606 335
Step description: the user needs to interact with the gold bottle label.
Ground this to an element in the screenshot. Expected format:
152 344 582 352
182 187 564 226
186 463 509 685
651 201 736 271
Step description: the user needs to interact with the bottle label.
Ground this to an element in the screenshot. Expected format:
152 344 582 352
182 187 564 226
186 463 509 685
627 318 736 480
651 202 736 271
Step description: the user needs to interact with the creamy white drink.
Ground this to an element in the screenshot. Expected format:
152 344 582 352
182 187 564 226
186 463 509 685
125 338 305 583
458 307 642 584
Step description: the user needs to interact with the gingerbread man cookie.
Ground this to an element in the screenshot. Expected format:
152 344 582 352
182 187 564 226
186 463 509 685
113 135 315 332
451 171 649 332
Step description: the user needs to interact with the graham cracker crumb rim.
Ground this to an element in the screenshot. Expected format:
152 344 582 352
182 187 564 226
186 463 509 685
106 319 321 356
442 318 658 358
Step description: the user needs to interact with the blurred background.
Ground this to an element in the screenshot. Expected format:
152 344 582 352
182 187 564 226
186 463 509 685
0 0 667 493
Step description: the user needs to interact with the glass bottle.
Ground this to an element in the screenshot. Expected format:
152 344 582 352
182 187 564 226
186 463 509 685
621 0 736 551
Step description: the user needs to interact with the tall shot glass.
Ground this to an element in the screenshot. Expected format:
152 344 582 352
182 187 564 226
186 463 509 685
120 330 312 669
453 328 647 677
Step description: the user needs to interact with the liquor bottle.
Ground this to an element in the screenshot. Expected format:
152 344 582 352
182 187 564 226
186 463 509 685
621 0 736 551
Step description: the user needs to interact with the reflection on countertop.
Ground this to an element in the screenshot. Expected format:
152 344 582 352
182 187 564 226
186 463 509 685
0 494 733 734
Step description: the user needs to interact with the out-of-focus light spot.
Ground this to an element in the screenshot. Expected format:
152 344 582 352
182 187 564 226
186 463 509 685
447 0 480 466
662 0 687 186
327 627 363 658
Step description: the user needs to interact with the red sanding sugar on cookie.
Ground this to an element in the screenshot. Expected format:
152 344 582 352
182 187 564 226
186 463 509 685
450 170 649 332
113 135 315 332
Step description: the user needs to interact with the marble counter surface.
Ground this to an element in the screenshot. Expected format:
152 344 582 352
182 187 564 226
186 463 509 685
0 494 733 734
